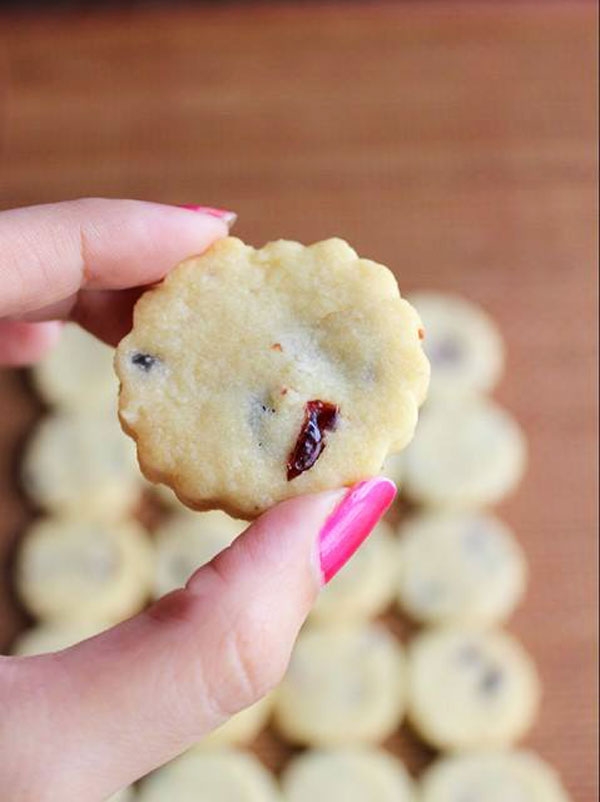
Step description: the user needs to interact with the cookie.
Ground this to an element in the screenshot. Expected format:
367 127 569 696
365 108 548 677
396 511 527 626
22 412 142 519
274 623 406 746
407 292 504 399
403 398 526 508
115 237 429 519
310 520 397 623
153 510 245 598
421 751 571 802
138 749 281 801
31 322 119 412
281 748 416 802
192 693 275 749
10 621 111 656
16 517 154 623
407 627 540 750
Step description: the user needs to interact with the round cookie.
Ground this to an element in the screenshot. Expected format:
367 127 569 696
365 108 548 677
22 412 142 519
16 517 154 623
10 621 111 657
138 749 281 801
281 748 416 802
407 292 504 399
31 322 119 412
116 237 429 519
407 627 540 751
153 510 245 598
402 398 526 508
310 520 397 623
274 623 406 746
396 511 527 626
421 751 571 802
192 693 275 749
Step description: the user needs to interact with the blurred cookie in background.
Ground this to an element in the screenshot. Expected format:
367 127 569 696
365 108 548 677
32 323 119 413
420 750 571 802
16 517 154 623
153 510 245 598
137 749 282 801
407 293 504 401
281 747 416 802
396 511 527 627
274 623 406 746
22 411 142 519
407 627 541 751
403 398 527 509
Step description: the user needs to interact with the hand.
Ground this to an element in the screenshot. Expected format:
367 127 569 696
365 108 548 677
0 199 395 801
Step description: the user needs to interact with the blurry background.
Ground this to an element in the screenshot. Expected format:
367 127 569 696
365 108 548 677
0 1 597 799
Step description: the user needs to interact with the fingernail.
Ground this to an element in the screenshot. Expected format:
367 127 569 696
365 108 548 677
318 477 396 584
180 205 237 229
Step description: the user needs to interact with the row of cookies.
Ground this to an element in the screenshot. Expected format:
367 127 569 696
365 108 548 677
134 746 571 801
387 294 570 796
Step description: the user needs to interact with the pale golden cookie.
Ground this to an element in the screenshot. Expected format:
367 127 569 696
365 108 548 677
16 517 154 623
32 323 119 412
408 292 504 399
407 627 540 751
138 749 281 801
274 623 406 746
153 510 245 598
421 751 571 802
22 412 142 519
281 748 416 802
396 511 527 626
403 398 526 508
116 237 429 518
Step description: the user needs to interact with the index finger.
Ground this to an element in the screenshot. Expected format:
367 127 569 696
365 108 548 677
0 198 234 317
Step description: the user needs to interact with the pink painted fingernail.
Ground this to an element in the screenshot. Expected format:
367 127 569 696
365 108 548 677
318 477 397 584
179 205 237 229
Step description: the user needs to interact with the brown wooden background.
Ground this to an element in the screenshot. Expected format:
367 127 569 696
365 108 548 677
0 2 598 799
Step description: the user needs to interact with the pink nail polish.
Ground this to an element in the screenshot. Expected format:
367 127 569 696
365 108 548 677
318 477 397 584
180 205 237 229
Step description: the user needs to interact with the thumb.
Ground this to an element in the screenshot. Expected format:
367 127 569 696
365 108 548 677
2 478 395 801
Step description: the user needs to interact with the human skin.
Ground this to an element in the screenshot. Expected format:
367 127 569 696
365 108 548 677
0 199 394 801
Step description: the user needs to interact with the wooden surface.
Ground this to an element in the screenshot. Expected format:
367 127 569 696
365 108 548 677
0 2 598 798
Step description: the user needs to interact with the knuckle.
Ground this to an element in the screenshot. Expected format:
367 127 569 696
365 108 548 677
198 562 289 718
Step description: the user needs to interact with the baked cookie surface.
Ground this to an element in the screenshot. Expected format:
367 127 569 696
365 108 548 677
403 398 526 508
396 511 527 626
138 750 281 801
274 623 406 746
116 237 429 518
421 751 571 802
16 517 154 623
407 627 540 751
281 748 416 802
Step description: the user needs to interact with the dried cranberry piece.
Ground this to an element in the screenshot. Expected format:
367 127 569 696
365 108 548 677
287 400 339 481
